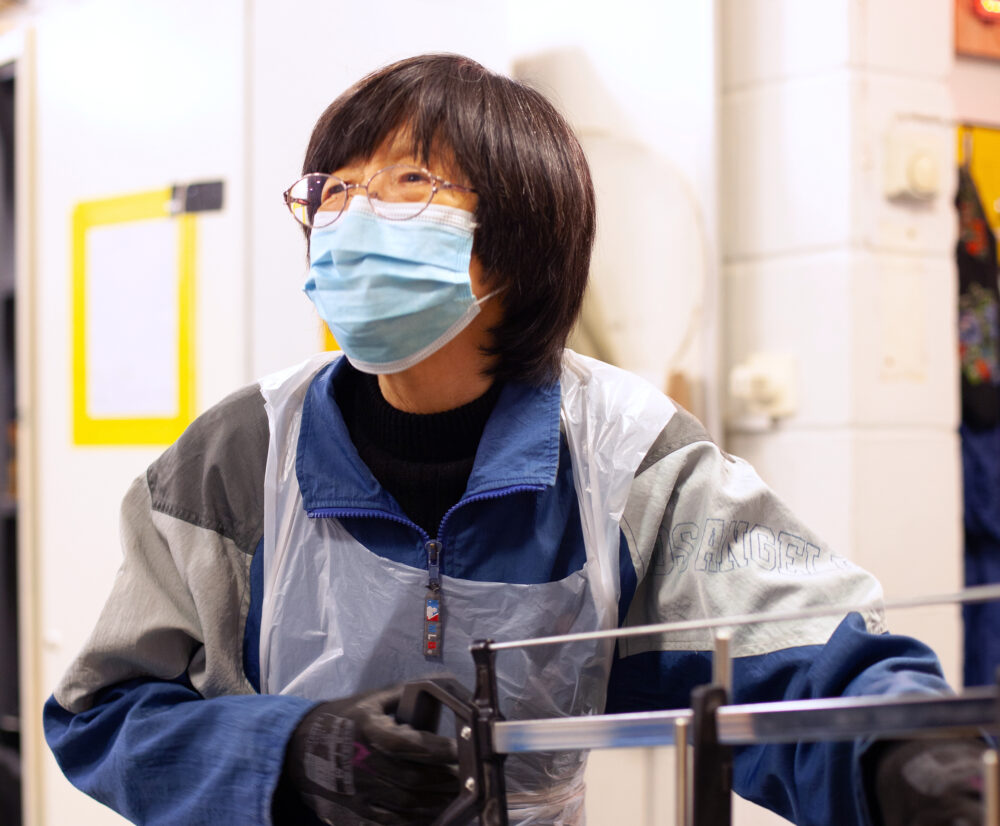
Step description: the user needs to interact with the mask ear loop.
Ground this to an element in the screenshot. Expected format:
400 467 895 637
473 285 505 307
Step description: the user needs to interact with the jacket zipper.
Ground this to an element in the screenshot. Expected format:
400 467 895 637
308 484 544 657
424 539 443 656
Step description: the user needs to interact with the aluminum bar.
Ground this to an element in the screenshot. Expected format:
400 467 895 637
491 688 998 755
674 717 690 826
488 583 1000 653
712 631 731 695
495 708 690 753
716 686 997 744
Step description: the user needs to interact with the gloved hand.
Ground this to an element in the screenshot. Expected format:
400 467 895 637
282 684 460 826
873 738 985 826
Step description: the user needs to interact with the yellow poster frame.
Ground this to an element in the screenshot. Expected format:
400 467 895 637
72 188 196 445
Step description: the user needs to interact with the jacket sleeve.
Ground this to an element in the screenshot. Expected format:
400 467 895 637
43 385 315 825
609 406 952 826
44 679 312 825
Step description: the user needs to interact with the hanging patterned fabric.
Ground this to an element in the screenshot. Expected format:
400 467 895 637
957 163 1000 428
957 149 1000 686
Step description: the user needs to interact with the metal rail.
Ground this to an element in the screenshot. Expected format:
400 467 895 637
493 686 999 754
426 584 1000 825
487 583 1000 652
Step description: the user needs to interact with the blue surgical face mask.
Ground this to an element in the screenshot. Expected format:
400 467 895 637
304 197 495 374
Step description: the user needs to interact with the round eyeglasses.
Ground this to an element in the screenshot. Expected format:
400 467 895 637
283 164 476 228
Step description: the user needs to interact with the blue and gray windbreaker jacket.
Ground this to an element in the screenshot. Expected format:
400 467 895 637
44 354 950 825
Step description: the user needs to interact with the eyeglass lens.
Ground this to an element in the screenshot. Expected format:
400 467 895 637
287 165 438 227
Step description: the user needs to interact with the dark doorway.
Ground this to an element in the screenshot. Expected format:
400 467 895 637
0 63 22 826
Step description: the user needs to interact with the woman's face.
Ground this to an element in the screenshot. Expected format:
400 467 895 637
330 129 489 295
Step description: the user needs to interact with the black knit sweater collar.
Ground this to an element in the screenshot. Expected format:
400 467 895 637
337 362 502 534
348 367 501 463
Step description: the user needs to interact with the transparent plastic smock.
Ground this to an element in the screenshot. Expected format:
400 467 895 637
258 350 675 824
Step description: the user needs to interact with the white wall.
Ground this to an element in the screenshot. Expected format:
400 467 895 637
952 52 1000 128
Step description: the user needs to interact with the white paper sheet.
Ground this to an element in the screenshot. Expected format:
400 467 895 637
85 218 179 418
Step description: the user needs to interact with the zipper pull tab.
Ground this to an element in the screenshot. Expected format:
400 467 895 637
424 540 443 658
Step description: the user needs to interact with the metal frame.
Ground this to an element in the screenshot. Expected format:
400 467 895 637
398 585 1000 826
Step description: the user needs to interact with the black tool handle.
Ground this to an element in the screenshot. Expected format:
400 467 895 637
691 684 733 826
398 667 509 826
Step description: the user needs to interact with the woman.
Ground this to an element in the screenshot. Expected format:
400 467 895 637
45 54 981 826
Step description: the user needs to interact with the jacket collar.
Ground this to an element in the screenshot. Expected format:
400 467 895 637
295 356 561 513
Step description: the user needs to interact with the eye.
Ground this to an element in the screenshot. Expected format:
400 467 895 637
322 179 348 201
395 167 433 186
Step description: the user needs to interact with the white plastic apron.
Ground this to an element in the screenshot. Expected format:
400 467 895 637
259 350 674 824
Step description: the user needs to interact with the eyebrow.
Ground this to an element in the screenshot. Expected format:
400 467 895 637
332 135 423 180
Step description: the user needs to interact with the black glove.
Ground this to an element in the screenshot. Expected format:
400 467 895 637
873 738 986 826
281 684 459 826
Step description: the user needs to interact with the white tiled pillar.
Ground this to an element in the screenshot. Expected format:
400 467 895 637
722 0 961 688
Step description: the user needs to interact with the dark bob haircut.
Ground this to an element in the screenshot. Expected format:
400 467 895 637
302 53 596 386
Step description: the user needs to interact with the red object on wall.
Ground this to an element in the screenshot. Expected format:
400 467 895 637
957 0 1000 59
972 0 1000 23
